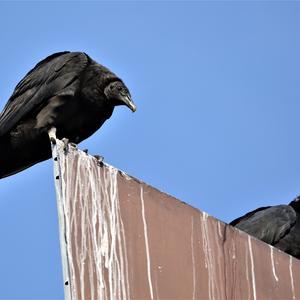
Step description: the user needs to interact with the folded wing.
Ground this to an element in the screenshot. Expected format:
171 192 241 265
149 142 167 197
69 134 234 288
0 51 89 136
230 205 297 245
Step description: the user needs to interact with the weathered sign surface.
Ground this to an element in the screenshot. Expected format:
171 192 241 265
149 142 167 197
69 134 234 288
52 140 300 300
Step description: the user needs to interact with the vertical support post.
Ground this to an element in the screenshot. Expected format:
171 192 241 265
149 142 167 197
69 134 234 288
50 139 72 300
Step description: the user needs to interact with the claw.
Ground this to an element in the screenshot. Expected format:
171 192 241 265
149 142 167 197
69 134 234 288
62 138 69 154
94 155 104 166
61 138 77 154
69 142 77 149
50 137 56 145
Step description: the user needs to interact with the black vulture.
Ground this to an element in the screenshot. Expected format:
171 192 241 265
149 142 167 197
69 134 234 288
230 196 300 259
0 51 136 178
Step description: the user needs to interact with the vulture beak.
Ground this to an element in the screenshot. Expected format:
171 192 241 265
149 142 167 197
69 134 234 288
123 95 137 112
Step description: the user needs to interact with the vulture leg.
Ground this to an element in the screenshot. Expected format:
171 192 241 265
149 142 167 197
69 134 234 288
48 127 57 144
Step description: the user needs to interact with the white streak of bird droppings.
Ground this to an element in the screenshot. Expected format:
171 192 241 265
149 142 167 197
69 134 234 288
245 242 251 300
247 236 257 300
217 221 223 239
140 186 154 300
289 255 296 300
270 246 278 282
55 141 130 300
201 212 217 300
52 139 72 300
119 169 132 181
190 217 196 300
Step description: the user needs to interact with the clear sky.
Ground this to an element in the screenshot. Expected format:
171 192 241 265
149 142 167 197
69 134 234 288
1 1 300 299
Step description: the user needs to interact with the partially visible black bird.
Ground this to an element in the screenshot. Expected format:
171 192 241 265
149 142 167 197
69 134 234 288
230 196 300 259
0 51 136 178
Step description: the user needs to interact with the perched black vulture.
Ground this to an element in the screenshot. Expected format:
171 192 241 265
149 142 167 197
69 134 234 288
0 51 136 178
230 196 300 259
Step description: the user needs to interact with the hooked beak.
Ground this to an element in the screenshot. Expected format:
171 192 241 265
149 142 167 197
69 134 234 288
123 95 137 112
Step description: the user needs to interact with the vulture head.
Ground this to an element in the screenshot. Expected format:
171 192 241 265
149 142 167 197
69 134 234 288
104 81 136 112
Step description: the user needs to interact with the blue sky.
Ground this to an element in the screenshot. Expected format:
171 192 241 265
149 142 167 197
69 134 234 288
1 1 300 299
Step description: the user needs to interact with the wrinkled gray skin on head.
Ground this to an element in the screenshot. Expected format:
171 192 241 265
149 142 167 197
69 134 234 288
104 81 136 112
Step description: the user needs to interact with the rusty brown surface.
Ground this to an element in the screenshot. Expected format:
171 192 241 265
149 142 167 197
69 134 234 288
53 140 300 300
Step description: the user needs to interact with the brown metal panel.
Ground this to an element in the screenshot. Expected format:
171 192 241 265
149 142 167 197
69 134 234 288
52 139 300 300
